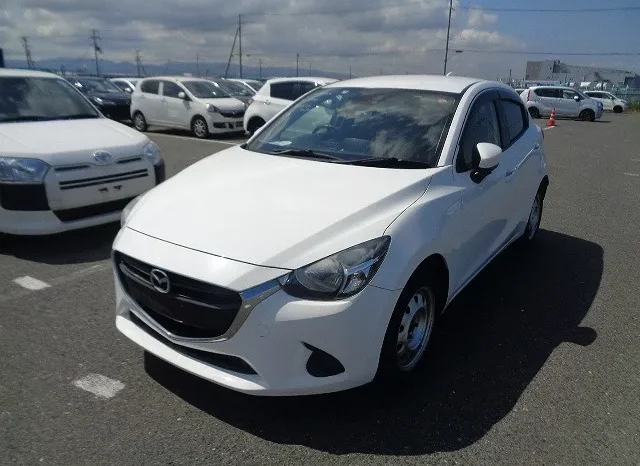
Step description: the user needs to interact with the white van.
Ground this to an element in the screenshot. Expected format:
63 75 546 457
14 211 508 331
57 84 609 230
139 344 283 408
0 69 164 235
130 77 246 138
584 91 628 113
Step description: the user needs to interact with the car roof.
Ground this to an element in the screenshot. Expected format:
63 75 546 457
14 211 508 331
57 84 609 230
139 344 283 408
0 68 62 79
325 75 482 93
140 76 212 83
264 77 338 85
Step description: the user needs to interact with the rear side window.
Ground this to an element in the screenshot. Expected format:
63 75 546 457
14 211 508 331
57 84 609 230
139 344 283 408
457 98 501 172
270 82 296 100
296 82 318 98
141 80 159 94
501 99 528 145
535 88 559 98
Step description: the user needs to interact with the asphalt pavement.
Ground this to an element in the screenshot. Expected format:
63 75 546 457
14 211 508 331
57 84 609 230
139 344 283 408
1 115 639 465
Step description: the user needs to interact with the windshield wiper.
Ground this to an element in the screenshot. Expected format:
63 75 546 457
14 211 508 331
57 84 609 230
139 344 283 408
268 148 342 161
0 115 55 123
59 114 100 120
342 157 431 168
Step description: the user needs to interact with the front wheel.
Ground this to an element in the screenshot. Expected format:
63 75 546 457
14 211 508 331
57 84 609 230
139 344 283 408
191 116 209 139
579 109 595 122
133 112 148 132
520 191 543 244
247 117 265 135
613 106 623 113
377 273 441 380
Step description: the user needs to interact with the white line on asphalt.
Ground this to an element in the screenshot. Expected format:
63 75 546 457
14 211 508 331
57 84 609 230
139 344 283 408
623 173 639 177
149 133 242 145
72 374 125 399
13 276 51 290
542 126 556 131
0 263 111 303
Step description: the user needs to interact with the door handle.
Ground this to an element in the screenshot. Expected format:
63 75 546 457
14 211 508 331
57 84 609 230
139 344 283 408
264 100 271 105
505 169 516 182
533 143 540 150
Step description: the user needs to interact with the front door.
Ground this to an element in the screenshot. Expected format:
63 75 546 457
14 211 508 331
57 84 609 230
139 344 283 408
556 89 581 117
161 81 191 129
446 90 512 294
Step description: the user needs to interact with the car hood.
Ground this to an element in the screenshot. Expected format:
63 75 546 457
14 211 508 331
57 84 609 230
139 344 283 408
0 119 149 164
198 97 246 111
127 146 435 270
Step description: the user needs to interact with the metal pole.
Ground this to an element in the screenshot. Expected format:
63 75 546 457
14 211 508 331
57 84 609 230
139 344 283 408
91 29 101 76
238 14 243 78
443 0 453 76
224 27 238 78
196 54 200 77
259 58 262 79
296 53 299 77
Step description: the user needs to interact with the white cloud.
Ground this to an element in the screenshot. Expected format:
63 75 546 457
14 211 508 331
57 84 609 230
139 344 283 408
467 9 498 28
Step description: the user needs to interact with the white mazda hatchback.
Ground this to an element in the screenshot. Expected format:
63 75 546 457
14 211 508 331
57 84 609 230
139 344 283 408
113 75 549 396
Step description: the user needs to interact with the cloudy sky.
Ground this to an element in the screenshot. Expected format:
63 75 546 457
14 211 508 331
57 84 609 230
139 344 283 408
1 0 639 78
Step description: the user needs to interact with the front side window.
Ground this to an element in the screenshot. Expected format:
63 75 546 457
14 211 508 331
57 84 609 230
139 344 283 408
501 99 527 144
141 80 160 94
182 80 228 98
0 77 99 122
562 89 579 100
247 87 459 168
457 98 500 172
162 81 183 98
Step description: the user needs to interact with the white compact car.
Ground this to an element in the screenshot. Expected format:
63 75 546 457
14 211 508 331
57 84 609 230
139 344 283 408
114 75 549 396
243 77 338 134
110 77 140 94
521 85 603 121
584 91 628 113
0 69 164 235
130 77 246 138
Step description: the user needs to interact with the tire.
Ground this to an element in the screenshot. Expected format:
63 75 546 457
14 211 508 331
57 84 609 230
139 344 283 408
528 107 540 119
133 112 148 132
191 116 209 139
377 270 443 381
520 190 544 244
613 106 623 113
579 109 595 122
247 117 265 135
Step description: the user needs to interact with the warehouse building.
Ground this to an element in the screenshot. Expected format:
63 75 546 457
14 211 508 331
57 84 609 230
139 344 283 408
525 60 640 89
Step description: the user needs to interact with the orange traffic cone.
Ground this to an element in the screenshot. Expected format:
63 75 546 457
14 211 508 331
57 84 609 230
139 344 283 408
547 108 556 127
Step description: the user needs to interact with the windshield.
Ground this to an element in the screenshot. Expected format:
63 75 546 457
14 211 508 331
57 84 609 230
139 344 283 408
215 80 254 97
75 78 123 94
182 80 229 98
243 80 264 91
246 87 459 167
0 77 100 123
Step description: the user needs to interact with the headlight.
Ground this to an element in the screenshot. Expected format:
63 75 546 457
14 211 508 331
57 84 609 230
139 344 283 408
206 104 219 113
143 141 162 166
0 157 50 183
280 237 391 300
120 195 142 227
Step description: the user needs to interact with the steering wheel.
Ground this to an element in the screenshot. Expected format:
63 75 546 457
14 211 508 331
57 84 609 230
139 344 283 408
312 124 339 134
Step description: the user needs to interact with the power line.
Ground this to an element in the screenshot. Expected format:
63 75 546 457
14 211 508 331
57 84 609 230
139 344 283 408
460 4 640 13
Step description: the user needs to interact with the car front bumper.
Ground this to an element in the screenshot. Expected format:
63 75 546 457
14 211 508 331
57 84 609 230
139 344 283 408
113 227 401 396
204 113 245 134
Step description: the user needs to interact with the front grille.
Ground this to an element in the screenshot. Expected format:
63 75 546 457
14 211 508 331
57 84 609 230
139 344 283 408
115 252 242 339
129 311 256 375
0 183 49 211
53 196 134 222
58 169 149 191
219 109 244 118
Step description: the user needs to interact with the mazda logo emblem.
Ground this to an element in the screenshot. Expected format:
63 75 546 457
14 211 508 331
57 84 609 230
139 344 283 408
149 268 171 294
93 151 113 166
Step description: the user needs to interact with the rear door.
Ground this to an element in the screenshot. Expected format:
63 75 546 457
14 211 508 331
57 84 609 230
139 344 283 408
533 88 559 115
138 80 164 125
161 80 191 129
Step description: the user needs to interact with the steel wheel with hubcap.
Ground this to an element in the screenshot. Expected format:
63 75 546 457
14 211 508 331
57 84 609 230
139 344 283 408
396 286 436 371
579 109 595 122
191 116 209 139
520 190 544 244
133 112 147 132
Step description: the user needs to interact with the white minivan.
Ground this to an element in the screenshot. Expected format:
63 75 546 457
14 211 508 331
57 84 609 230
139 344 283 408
114 75 549 396
584 91 628 113
243 77 337 134
521 86 603 121
0 69 164 235
130 77 246 138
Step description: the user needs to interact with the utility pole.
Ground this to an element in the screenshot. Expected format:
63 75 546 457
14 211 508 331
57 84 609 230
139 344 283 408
225 27 238 78
135 50 147 77
443 0 453 76
21 36 35 69
309 62 312 76
196 54 200 77
509 69 512 86
91 29 101 76
349 66 352 79
296 53 299 77
259 58 263 79
238 14 243 78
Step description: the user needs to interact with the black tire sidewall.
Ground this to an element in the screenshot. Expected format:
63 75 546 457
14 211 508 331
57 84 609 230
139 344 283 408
377 271 443 381
133 112 147 131
521 191 543 243
192 117 209 138
529 107 540 119
248 118 265 134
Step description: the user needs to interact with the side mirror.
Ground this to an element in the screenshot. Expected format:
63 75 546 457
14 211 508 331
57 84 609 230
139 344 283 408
124 87 132 93
471 142 502 183
573 95 580 101
178 91 187 100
